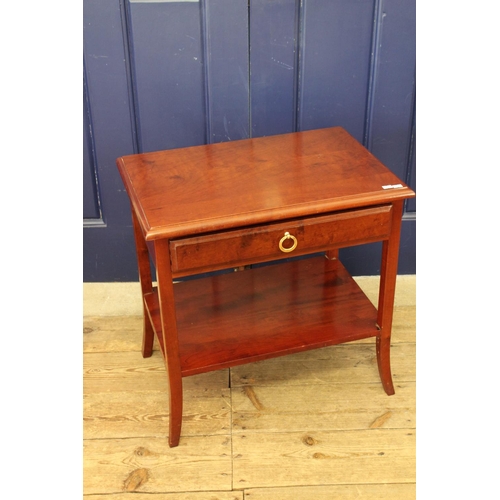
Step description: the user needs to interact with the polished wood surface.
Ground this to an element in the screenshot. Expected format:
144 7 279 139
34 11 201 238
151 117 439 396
117 127 413 240
116 126 415 447
146 257 379 377
170 205 392 277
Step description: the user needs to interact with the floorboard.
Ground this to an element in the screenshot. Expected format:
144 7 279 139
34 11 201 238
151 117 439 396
83 278 415 498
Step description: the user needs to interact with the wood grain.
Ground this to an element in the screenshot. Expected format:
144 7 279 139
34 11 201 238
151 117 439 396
84 349 232 439
147 257 382 376
86 493 243 500
116 127 414 240
84 436 232 494
117 126 415 446
244 484 415 499
231 382 415 433
84 388 231 439
83 351 229 395
170 205 392 276
230 342 416 387
83 304 415 352
83 303 415 496
83 316 144 353
232 429 415 488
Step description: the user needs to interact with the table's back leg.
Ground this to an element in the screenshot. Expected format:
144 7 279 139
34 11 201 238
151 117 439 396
325 248 339 260
155 239 184 448
376 200 405 396
131 207 154 358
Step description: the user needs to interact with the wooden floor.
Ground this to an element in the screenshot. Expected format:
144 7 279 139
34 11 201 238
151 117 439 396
83 277 415 499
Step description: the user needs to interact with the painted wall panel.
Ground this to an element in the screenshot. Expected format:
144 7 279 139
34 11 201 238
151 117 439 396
363 0 416 274
83 0 138 280
204 0 250 143
298 0 375 143
83 76 100 219
83 0 137 226
367 0 416 186
83 0 416 280
339 219 415 276
250 0 299 137
407 121 416 213
127 1 206 152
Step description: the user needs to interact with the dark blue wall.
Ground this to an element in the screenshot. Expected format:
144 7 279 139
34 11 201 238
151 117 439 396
83 0 416 281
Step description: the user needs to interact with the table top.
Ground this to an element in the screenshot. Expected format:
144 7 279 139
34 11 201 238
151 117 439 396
117 127 415 240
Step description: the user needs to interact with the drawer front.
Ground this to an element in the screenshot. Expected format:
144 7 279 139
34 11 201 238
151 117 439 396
170 205 392 276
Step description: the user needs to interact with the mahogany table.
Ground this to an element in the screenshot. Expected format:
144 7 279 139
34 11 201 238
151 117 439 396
117 127 415 447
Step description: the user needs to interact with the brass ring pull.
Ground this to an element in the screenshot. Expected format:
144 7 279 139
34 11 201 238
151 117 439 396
279 232 298 253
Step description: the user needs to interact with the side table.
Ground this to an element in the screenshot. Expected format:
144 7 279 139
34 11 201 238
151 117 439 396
117 127 415 447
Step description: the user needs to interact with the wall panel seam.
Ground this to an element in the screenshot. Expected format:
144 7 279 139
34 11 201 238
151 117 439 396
296 0 306 131
83 54 103 221
292 0 302 133
121 0 142 154
200 0 211 144
364 0 384 150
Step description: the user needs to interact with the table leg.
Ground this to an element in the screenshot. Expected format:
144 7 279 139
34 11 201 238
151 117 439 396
325 248 339 260
376 200 405 396
131 207 154 358
155 239 184 447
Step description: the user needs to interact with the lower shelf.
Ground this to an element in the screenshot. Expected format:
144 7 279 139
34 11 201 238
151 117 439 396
144 256 379 377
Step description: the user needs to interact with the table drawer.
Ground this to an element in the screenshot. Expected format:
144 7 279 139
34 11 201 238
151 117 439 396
170 204 392 276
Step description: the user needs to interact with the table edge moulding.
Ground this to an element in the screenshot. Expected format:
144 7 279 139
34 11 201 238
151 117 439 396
116 126 415 447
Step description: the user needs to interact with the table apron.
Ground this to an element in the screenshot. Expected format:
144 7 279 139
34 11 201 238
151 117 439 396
169 204 393 276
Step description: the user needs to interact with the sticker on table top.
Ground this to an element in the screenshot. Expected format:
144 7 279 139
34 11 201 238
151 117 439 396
382 184 404 189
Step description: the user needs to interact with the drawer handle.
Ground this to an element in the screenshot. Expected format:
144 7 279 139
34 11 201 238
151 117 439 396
279 232 298 253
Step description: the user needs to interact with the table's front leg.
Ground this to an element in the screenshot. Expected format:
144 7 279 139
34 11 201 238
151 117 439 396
154 239 183 448
376 200 405 396
131 207 155 358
